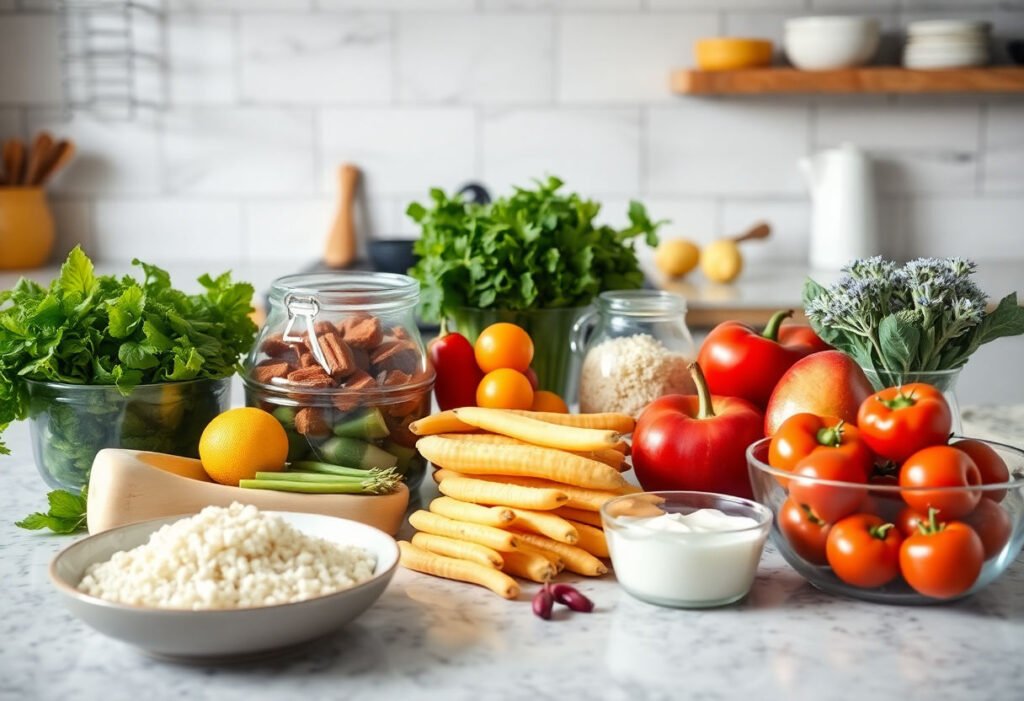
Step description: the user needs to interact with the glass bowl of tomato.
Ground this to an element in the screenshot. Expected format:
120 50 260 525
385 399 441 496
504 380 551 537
747 436 1024 605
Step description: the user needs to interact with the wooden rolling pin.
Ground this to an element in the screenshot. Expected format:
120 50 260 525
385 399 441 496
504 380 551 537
323 163 360 268
86 449 409 536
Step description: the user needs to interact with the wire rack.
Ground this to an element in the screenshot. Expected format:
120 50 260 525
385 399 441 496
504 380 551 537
57 0 166 120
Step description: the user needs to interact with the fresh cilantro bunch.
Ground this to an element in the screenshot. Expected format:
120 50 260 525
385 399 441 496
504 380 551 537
804 256 1024 378
408 176 663 320
0 246 257 456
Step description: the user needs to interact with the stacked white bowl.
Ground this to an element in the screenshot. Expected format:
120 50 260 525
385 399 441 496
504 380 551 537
903 20 991 68
784 16 881 70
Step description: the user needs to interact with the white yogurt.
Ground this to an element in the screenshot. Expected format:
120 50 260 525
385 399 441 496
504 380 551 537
606 508 769 608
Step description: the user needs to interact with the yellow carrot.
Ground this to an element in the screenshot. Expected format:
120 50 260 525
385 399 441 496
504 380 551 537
568 520 610 558
429 496 515 528
452 407 621 452
437 475 568 511
417 434 627 490
512 531 608 576
517 542 564 571
398 541 519 599
501 550 557 583
509 410 635 434
507 507 579 544
410 532 504 569
408 510 519 552
444 433 624 470
409 411 475 435
553 506 605 528
452 473 634 511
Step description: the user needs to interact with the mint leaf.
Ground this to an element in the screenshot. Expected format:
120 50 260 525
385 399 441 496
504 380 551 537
57 246 95 297
118 341 159 370
48 488 87 519
107 285 145 338
16 488 87 534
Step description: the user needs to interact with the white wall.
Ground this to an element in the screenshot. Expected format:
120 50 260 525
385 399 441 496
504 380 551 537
1 0 1023 266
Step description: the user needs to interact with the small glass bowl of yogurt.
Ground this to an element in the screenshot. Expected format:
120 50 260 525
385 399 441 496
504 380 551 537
600 491 773 609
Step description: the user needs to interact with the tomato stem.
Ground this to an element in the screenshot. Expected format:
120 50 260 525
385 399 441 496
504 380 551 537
761 309 793 342
689 362 716 420
869 523 896 540
916 507 945 536
815 420 845 448
799 503 827 526
437 318 449 338
879 389 918 411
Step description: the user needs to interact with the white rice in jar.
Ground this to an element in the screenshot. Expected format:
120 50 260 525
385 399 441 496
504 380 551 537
77 503 376 610
579 334 694 416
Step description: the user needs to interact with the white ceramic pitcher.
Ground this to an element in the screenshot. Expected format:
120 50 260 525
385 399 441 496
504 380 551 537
800 143 878 271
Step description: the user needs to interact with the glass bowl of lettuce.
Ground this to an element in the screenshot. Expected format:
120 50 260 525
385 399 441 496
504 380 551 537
0 247 256 492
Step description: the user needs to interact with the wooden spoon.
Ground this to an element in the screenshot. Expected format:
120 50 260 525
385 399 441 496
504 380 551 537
323 163 360 268
23 132 54 188
35 139 75 186
2 139 25 186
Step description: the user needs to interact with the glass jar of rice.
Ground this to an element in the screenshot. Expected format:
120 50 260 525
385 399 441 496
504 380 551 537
574 291 696 417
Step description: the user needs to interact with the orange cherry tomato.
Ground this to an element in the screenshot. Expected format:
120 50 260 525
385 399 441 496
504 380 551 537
857 383 952 462
531 390 568 413
769 413 873 478
963 499 1012 560
474 323 534 373
825 513 903 588
899 445 982 520
476 368 534 410
953 438 1010 502
899 509 983 599
787 450 868 523
779 498 832 565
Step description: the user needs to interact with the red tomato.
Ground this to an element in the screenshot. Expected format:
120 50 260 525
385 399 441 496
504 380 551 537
899 510 984 599
788 451 868 523
895 506 927 538
825 514 903 588
696 310 822 409
953 439 1010 502
779 498 832 565
963 499 1012 560
779 324 832 354
899 445 982 520
769 413 873 478
632 363 764 499
857 383 952 462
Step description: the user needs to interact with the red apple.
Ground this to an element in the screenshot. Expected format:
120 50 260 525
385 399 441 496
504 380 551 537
764 351 873 436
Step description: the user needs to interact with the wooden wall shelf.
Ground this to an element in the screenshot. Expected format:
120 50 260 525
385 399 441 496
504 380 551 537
671 67 1024 95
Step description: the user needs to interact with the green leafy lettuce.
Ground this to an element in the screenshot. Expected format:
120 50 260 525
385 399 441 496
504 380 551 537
408 176 663 320
0 246 257 456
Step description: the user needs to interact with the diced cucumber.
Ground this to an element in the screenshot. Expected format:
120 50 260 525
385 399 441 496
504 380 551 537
383 440 417 473
333 407 390 440
273 406 297 431
318 436 398 469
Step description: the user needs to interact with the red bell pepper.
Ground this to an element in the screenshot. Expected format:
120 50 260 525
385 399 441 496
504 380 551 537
428 321 483 411
632 362 764 499
696 309 826 409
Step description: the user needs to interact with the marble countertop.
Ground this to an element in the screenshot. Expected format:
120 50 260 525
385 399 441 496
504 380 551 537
1 408 1023 701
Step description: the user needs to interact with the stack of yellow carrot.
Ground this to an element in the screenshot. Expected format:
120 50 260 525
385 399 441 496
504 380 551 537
396 407 636 600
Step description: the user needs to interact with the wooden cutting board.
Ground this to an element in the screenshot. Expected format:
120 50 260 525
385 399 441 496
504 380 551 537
86 449 409 536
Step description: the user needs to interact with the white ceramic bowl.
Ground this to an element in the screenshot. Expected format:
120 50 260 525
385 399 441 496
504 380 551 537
49 511 399 661
784 16 881 70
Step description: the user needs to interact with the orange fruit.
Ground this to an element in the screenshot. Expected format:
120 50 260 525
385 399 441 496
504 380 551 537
530 390 569 413
476 368 534 410
199 407 289 486
474 323 534 373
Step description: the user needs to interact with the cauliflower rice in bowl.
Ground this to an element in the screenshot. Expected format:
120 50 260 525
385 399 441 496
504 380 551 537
78 503 377 610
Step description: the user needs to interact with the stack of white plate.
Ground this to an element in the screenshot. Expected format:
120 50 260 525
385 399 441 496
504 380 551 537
903 20 991 68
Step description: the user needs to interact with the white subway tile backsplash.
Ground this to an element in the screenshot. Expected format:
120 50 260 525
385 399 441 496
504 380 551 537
899 197 1024 261
162 108 315 195
169 1 311 10
814 102 980 195
396 14 553 104
650 1 802 9
0 109 22 139
240 14 391 104
482 108 641 195
318 108 476 198
983 104 1024 194
93 199 244 262
168 14 238 106
647 102 809 196
321 0 473 8
483 1 642 8
558 13 717 103
26 110 163 195
0 15 61 104
721 199 810 263
243 199 332 263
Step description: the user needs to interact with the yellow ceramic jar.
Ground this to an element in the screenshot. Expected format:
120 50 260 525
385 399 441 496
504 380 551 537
0 188 55 269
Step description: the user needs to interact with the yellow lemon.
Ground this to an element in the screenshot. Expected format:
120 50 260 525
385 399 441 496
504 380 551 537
700 239 743 283
655 239 701 278
199 407 289 486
